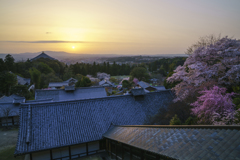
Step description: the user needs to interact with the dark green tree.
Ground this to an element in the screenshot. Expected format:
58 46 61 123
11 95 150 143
75 76 92 87
170 114 182 125
122 80 132 89
0 58 5 72
34 62 53 74
4 54 15 72
40 72 62 88
29 67 41 89
184 116 197 125
0 71 17 96
10 85 32 99
74 74 83 81
63 67 74 81
109 77 118 84
130 67 150 81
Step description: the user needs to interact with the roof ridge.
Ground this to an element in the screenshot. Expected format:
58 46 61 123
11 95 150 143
22 90 172 106
35 86 106 92
115 125 240 130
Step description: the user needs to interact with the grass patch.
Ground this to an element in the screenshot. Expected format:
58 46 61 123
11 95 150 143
0 146 24 160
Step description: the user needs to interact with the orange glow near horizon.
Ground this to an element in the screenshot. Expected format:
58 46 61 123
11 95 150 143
0 0 240 55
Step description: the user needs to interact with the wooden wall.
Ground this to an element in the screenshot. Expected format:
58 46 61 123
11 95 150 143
30 140 102 160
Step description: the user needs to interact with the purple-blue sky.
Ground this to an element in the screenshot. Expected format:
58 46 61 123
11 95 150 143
0 0 240 54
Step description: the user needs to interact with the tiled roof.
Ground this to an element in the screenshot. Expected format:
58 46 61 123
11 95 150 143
103 126 240 160
15 90 173 155
30 52 56 61
0 94 25 103
13 98 26 104
64 77 78 83
48 82 69 88
137 81 156 90
0 103 20 118
99 80 114 86
17 75 31 85
25 98 53 103
65 86 75 91
155 86 166 91
35 87 107 101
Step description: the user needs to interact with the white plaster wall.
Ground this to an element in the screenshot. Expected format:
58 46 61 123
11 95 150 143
32 150 50 160
1 117 13 126
14 116 19 125
71 143 87 158
52 147 69 160
71 143 86 155
88 141 99 154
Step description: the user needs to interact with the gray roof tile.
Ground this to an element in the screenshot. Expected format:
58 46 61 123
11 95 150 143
103 126 240 160
15 90 173 155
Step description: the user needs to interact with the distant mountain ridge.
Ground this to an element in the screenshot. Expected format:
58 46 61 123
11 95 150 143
0 51 188 62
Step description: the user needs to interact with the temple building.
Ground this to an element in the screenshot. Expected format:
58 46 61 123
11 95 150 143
14 89 240 160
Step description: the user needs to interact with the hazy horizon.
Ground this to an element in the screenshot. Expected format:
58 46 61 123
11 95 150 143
1 0 240 55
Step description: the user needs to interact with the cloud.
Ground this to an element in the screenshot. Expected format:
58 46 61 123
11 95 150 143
46 32 52 34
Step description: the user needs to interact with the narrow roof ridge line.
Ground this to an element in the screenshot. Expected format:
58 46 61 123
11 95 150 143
35 86 106 92
21 94 132 106
21 90 171 106
114 125 240 130
26 105 31 143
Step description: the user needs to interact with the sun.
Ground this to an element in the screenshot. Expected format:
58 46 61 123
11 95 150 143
72 46 75 49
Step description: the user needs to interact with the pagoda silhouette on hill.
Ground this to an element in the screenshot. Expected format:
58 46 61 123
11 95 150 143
30 51 57 61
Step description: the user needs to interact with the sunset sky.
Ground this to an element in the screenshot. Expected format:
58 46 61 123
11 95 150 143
0 0 240 55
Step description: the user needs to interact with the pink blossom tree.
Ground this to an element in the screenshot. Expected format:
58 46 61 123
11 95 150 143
167 37 240 101
191 86 236 124
133 78 139 85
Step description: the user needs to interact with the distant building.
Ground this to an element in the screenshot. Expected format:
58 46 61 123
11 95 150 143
9 72 31 86
30 51 57 61
0 94 53 126
48 78 78 89
17 75 31 85
0 94 25 126
137 81 157 92
48 82 69 89
155 86 166 91
64 77 78 86
99 80 115 87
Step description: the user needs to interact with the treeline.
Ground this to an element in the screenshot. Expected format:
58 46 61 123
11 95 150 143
0 54 187 98
148 57 187 76
68 61 134 77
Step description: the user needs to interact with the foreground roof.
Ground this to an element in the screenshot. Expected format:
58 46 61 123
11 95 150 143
103 125 240 160
131 88 146 96
15 90 173 155
35 87 107 101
